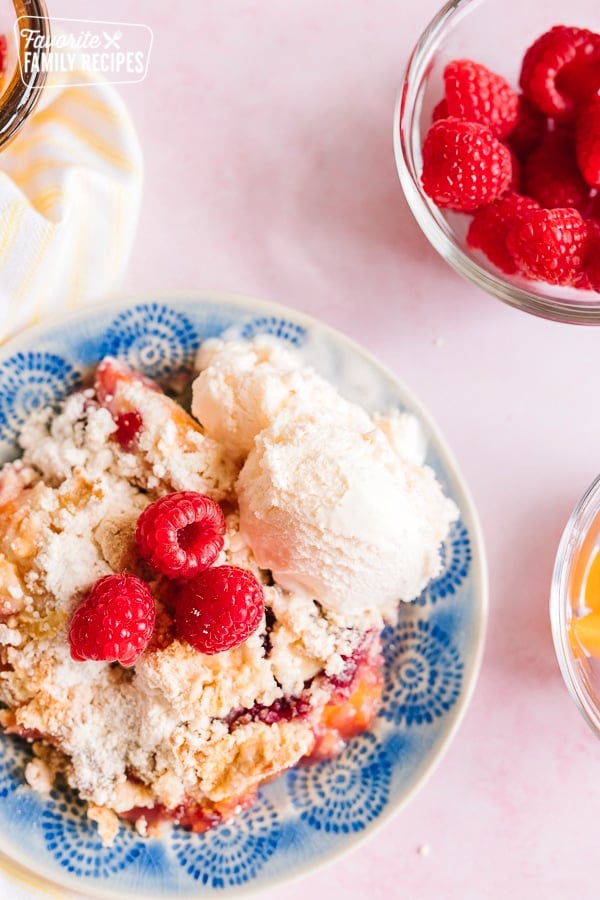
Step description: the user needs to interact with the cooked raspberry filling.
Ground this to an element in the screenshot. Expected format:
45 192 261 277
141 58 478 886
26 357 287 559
113 410 143 450
119 643 383 835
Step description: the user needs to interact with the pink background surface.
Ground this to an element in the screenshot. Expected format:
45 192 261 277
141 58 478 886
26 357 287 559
5 1 600 898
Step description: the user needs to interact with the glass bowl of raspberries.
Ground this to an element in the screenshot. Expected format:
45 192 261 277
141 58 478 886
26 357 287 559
394 0 600 323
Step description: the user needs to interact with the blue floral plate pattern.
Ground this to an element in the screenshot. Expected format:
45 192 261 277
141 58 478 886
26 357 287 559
0 294 488 899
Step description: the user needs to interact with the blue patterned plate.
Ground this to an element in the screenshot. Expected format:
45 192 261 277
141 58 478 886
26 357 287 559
0 293 488 899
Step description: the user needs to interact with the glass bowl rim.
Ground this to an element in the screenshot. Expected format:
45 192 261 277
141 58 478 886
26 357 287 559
0 0 50 150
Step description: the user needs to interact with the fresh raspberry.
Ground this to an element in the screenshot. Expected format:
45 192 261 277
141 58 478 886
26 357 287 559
431 98 448 122
68 574 156 667
572 270 593 291
443 59 519 138
523 129 591 212
467 192 540 274
576 92 600 188
585 190 600 222
519 26 600 120
506 206 588 285
507 148 522 193
555 39 600 111
582 218 600 291
175 565 264 655
505 95 547 160
0 35 6 75
136 491 225 580
421 117 512 212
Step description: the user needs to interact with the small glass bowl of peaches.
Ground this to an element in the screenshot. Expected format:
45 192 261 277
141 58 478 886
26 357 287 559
551 475 600 736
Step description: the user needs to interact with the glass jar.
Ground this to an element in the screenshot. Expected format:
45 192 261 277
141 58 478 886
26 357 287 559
0 0 49 150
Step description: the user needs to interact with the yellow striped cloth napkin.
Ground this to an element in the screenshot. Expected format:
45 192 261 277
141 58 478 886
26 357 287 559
0 65 143 343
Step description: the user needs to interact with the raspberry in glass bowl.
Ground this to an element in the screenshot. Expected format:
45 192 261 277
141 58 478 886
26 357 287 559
395 0 600 323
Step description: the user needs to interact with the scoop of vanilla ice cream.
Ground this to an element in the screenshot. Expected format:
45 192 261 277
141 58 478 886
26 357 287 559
192 336 371 461
236 414 458 618
192 336 459 619
373 409 428 467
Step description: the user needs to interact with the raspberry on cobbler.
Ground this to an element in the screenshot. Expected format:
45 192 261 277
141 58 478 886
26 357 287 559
175 565 265 655
136 491 226 580
68 574 156 667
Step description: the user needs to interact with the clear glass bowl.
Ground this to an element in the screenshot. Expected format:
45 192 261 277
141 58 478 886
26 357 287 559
551 475 600 736
394 0 600 324
0 0 49 150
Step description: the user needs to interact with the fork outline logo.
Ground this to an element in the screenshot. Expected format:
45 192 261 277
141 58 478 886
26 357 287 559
102 30 123 50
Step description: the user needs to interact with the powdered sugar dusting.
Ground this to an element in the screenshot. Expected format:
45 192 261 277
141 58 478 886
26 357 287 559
0 337 458 840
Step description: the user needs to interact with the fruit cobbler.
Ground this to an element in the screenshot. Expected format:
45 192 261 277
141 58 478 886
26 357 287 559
0 335 457 843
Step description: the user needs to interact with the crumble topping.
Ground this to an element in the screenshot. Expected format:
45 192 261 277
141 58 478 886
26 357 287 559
0 336 457 840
